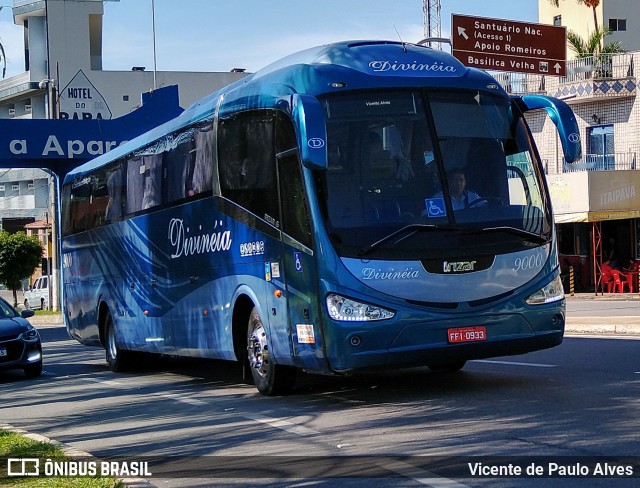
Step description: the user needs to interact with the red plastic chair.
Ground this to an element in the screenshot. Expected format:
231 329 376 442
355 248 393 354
611 270 630 293
600 271 615 293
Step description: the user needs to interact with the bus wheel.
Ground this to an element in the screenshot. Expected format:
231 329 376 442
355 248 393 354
428 361 466 373
247 307 295 395
105 312 132 372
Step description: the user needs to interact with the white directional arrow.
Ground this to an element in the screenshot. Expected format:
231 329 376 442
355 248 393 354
554 63 562 73
457 26 469 40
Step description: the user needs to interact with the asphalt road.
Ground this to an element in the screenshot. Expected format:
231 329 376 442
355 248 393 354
1 322 639 488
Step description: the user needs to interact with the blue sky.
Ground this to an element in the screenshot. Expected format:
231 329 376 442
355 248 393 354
0 0 539 78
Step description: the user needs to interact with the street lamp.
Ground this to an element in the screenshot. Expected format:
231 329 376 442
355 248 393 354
38 78 60 312
0 6 9 78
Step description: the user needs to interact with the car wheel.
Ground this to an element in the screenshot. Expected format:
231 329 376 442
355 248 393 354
24 298 30 309
105 312 133 372
24 361 43 378
40 298 46 310
247 307 296 395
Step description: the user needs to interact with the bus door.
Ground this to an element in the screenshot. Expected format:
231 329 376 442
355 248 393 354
274 149 326 371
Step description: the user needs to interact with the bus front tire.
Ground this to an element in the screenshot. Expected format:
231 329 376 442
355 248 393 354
105 313 132 372
247 307 296 395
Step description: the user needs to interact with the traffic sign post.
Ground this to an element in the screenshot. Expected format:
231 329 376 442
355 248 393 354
452 14 566 76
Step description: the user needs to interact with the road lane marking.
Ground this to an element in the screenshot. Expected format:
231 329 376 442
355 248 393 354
80 377 207 405
473 360 556 368
157 392 208 406
381 459 471 487
244 413 320 436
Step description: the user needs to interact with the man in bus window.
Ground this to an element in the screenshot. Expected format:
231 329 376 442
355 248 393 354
436 168 484 211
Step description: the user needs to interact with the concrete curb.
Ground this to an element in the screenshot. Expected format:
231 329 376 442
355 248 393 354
27 314 64 326
0 423 155 487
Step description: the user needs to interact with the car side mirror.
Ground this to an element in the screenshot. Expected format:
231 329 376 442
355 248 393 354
21 309 35 318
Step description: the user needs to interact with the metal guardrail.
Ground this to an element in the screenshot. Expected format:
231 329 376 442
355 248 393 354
493 72 546 95
563 152 637 172
494 53 635 95
563 53 634 83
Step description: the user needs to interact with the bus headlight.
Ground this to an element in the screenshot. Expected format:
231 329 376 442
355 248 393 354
526 274 565 305
326 293 395 321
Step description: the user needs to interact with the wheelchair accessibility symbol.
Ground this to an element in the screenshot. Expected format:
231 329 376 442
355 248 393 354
294 252 303 272
425 197 446 217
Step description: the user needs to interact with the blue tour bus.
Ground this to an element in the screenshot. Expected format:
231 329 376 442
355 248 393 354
61 41 581 395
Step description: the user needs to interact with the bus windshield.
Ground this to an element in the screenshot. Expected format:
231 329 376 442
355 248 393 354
316 89 551 259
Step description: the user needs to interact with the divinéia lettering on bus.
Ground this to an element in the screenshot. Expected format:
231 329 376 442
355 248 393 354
361 267 421 280
368 60 457 73
168 218 232 258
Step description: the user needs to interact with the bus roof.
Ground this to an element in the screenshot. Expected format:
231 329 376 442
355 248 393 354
65 40 502 182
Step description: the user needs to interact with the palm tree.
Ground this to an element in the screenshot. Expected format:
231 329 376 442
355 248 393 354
548 0 601 33
567 29 624 58
567 28 625 78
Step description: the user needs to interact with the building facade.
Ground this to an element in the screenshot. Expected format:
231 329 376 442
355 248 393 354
539 0 640 56
496 1 640 292
0 0 247 299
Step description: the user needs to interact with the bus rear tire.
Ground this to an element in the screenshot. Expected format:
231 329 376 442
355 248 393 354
105 312 133 372
247 307 296 395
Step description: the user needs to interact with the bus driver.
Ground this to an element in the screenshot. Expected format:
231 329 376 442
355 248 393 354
436 168 484 210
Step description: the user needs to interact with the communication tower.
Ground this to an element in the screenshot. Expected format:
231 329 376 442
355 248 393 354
423 0 442 48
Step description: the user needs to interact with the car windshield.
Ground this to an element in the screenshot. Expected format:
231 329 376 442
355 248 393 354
314 89 551 259
0 298 17 318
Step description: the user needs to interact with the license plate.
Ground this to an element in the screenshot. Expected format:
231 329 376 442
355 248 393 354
448 326 487 343
0 347 6 357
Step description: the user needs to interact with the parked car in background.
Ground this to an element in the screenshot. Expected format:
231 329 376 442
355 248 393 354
23 276 49 310
0 296 42 378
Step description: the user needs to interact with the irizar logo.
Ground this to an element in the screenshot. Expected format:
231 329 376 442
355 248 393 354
443 260 477 273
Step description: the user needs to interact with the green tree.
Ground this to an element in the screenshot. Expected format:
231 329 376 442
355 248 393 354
567 28 625 58
0 231 44 307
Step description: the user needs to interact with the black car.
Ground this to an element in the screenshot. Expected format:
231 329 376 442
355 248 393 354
0 296 42 378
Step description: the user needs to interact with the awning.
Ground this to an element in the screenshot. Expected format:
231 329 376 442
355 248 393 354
549 170 640 223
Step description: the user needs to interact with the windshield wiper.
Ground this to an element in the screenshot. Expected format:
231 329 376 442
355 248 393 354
474 226 548 245
358 224 443 257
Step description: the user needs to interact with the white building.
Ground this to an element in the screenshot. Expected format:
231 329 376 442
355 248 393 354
498 0 640 292
0 0 247 229
539 0 640 57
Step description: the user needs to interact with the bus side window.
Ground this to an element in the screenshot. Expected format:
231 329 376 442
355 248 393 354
219 111 280 227
126 156 145 214
105 163 125 221
276 114 312 247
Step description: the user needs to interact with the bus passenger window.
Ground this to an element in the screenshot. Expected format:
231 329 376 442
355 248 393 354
219 111 280 227
126 156 145 214
190 124 216 196
141 154 163 210
105 164 124 221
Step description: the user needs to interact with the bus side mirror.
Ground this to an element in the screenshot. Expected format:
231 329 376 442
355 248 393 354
513 95 582 164
291 94 328 170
